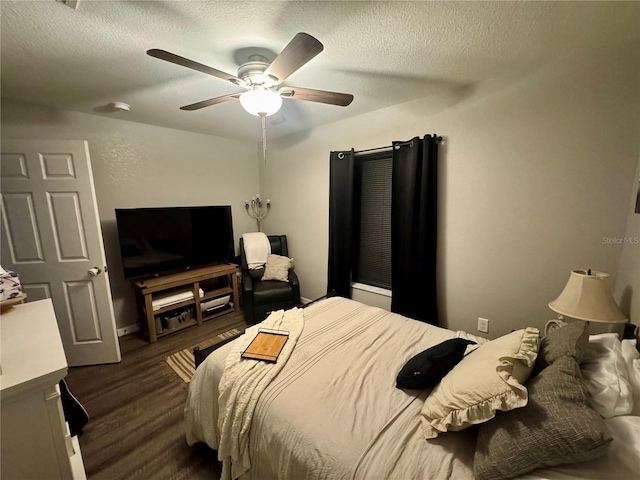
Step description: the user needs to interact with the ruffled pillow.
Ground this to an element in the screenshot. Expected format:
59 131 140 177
421 327 539 439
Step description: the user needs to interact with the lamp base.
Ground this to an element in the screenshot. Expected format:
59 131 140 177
544 317 568 335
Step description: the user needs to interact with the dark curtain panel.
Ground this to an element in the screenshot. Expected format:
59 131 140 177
327 149 355 297
391 135 439 325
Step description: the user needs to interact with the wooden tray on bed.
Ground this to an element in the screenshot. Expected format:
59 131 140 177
241 330 289 363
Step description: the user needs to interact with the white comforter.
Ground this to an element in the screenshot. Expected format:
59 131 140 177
184 297 640 480
186 297 478 479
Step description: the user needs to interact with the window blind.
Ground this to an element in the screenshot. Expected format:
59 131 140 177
354 154 392 289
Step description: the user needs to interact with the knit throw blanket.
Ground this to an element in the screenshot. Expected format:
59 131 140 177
217 307 305 480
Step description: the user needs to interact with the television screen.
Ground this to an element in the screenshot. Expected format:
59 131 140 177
114 206 234 280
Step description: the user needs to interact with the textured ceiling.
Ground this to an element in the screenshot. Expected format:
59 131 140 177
2 1 639 141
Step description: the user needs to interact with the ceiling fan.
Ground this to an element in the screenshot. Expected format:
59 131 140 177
147 32 354 118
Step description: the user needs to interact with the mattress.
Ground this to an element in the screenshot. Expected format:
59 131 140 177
184 297 640 480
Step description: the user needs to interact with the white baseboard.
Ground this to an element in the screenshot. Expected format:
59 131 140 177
117 323 140 337
300 297 312 305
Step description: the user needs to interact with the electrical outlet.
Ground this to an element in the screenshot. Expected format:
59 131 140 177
478 317 489 333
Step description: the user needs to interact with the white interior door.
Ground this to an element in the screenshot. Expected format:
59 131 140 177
1 140 121 366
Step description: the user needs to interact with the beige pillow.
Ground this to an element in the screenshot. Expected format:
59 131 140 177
421 327 539 439
261 254 293 282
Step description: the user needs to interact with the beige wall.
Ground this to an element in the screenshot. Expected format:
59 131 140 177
614 154 640 330
3 39 638 338
1 99 259 329
260 39 640 338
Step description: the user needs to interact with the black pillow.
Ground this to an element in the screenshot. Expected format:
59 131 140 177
396 338 476 390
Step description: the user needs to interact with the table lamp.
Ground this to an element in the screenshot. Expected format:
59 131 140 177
546 269 628 334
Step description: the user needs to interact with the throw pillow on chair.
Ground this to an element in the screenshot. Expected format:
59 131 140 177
262 254 293 282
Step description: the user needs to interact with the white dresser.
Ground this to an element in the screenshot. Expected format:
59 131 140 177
1 299 87 479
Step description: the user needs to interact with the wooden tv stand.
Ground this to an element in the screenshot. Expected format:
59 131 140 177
132 263 239 343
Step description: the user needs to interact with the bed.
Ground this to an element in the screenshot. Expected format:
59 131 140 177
184 297 640 480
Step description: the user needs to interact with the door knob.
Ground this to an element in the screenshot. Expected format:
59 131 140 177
88 267 102 276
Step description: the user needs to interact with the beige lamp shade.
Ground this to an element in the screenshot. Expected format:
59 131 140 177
549 270 627 323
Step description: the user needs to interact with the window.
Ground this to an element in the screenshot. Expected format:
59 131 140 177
352 151 392 289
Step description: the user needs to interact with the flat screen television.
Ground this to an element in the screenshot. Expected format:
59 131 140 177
114 206 234 280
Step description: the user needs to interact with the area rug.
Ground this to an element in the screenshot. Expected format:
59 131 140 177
166 328 243 383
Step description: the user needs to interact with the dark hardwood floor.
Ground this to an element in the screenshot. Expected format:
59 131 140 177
65 312 246 480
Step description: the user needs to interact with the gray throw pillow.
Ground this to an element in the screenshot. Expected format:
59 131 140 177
473 355 612 480
535 321 588 371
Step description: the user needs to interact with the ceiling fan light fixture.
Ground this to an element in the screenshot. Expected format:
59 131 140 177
149 33 353 116
239 87 283 116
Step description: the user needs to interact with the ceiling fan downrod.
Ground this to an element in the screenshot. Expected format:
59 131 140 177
237 55 276 87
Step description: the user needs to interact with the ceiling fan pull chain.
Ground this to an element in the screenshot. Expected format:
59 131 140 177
261 113 268 164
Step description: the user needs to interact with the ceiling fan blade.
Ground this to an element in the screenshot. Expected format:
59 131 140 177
180 93 241 111
279 86 354 106
263 33 324 84
147 49 245 86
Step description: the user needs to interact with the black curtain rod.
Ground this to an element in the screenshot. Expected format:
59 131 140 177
354 135 443 156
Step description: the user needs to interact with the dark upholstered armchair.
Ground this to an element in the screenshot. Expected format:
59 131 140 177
239 235 300 325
